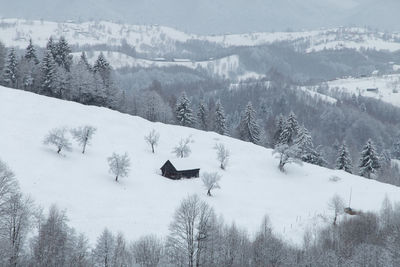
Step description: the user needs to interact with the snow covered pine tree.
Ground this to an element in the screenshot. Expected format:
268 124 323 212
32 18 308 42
359 139 381 179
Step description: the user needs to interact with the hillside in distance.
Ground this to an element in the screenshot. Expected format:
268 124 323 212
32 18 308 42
0 0 399 34
1 86 400 245
2 19 400 55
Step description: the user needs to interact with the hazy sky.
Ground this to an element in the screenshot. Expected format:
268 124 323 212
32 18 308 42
0 0 397 34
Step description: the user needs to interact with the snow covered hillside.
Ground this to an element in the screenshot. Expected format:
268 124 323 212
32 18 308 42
1 18 400 54
71 51 240 78
326 74 400 107
1 86 400 245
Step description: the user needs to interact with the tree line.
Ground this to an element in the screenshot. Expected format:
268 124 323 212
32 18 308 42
1 159 400 266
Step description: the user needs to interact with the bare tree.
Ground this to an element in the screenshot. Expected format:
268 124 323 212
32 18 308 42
172 137 192 158
201 172 221 196
71 125 97 154
144 129 160 154
328 194 345 226
31 205 73 267
252 215 286 266
132 235 164 267
112 233 129 267
107 153 130 182
0 193 33 267
43 127 72 154
272 144 302 172
0 160 18 214
214 143 230 170
166 195 215 267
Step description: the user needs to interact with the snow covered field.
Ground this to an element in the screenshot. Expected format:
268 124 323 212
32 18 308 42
1 86 400 245
1 18 400 54
327 74 400 107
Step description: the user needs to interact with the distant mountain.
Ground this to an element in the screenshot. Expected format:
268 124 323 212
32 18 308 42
0 0 398 34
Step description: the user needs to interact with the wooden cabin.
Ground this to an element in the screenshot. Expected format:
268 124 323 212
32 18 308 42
366 88 379 93
160 160 200 180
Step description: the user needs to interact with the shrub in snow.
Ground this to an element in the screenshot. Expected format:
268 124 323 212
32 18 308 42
328 194 345 226
71 125 97 154
107 153 130 182
214 143 230 170
172 137 191 158
144 129 160 154
272 144 302 172
43 127 72 154
329 176 341 182
202 172 221 196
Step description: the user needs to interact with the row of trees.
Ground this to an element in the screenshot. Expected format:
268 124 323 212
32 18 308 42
1 161 399 267
2 38 122 108
1 38 397 183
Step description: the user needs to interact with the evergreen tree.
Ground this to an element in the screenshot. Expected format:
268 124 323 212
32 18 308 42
54 36 72 71
294 125 313 155
2 48 18 88
238 102 261 144
93 52 111 87
304 148 327 167
278 111 299 146
391 134 400 160
53 65 71 99
79 51 92 71
93 53 119 107
196 101 208 130
294 125 326 166
40 50 57 96
175 92 195 127
273 114 285 147
359 139 381 179
214 100 228 135
70 59 96 104
336 142 353 173
25 39 38 64
380 149 392 168
46 37 57 59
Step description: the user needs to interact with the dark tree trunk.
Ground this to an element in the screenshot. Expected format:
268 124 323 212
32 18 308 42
57 147 61 154
151 144 154 153
207 189 211 196
115 176 118 182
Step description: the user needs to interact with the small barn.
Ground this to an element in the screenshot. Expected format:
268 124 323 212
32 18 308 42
366 88 379 93
160 160 200 180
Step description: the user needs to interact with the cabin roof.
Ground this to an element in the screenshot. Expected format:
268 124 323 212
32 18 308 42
163 159 199 171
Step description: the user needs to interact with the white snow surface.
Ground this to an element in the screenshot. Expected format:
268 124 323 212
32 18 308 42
1 86 400 245
327 74 400 107
1 19 400 53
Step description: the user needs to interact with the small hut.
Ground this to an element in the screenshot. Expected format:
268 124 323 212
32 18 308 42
160 160 200 180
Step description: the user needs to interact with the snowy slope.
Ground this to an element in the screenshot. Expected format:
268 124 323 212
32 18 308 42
326 74 400 107
1 18 400 53
71 51 240 78
1 86 400 245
